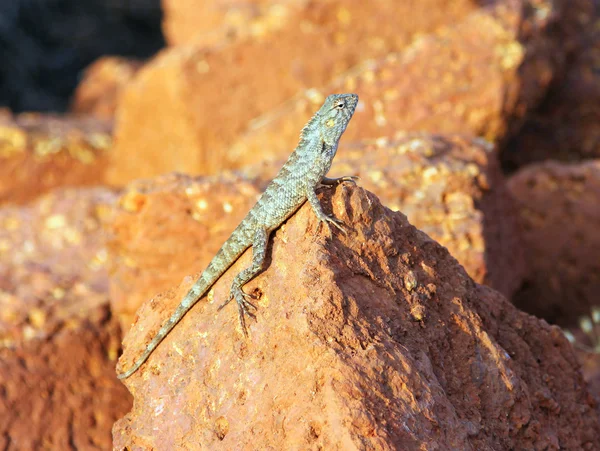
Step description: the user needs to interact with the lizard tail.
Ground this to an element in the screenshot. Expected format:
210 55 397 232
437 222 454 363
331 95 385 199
117 228 250 379
116 274 212 379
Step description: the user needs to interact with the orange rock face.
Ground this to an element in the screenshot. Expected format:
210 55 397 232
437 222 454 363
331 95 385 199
115 186 599 450
333 135 525 299
70 57 143 121
0 188 131 450
0 112 112 205
508 160 600 325
230 6 559 165
162 0 306 47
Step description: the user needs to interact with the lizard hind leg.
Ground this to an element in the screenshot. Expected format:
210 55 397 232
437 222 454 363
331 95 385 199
218 227 270 335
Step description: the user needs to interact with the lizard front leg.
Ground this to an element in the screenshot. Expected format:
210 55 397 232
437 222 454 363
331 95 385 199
218 227 269 335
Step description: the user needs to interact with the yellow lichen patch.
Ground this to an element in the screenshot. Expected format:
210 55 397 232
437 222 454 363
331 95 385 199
89 249 108 271
120 191 146 212
33 137 64 157
305 88 325 106
0 125 27 157
52 287 66 300
87 132 111 149
361 69 376 84
68 145 97 164
28 308 47 328
3 216 21 231
0 239 10 254
404 271 418 292
45 214 67 230
63 227 83 245
195 198 209 211
496 41 524 71
410 304 426 322
215 416 230 440
344 76 357 91
336 7 351 26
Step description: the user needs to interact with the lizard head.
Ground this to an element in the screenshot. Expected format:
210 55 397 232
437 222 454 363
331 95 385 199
318 93 358 146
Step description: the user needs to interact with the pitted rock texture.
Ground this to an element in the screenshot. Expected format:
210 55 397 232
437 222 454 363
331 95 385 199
508 160 600 326
115 186 599 450
0 187 131 450
0 112 112 205
162 0 306 47
106 0 481 184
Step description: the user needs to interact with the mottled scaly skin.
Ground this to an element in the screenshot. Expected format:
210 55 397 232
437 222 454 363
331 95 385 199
117 93 358 379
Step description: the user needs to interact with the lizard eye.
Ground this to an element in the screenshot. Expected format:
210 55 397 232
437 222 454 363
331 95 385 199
335 101 345 109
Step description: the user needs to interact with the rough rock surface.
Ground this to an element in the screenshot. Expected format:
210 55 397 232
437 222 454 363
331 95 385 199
249 134 525 298
504 0 600 169
0 187 131 450
71 57 143 121
162 0 306 47
107 0 480 184
507 160 600 325
0 111 112 205
115 185 599 450
106 173 261 329
230 4 563 166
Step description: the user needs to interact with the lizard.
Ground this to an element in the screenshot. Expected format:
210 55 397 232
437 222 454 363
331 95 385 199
117 93 359 379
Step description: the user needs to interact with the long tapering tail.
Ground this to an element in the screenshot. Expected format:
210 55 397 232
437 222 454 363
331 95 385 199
117 229 250 379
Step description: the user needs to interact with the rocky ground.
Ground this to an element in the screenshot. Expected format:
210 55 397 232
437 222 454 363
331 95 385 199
1 0 600 449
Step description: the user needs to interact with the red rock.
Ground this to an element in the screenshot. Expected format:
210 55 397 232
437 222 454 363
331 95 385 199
106 173 261 329
162 0 306 46
0 112 112 205
507 160 600 325
106 0 481 184
337 135 525 299
115 185 599 450
71 57 143 121
0 187 131 450
249 134 525 298
229 4 563 166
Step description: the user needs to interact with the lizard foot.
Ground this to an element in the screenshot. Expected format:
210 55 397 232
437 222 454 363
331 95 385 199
218 287 258 336
318 214 348 236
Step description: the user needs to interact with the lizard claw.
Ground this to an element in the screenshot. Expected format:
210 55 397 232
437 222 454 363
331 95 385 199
319 214 348 235
321 175 359 187
218 287 258 336
338 175 359 184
